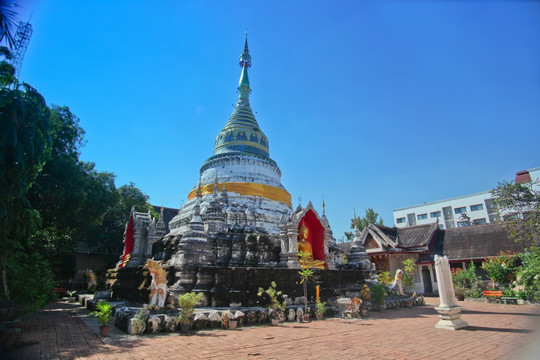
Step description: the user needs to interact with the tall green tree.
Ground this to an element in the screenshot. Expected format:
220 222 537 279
343 208 384 241
491 180 539 248
0 48 51 300
28 107 119 260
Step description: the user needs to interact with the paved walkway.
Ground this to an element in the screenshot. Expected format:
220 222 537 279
4 297 540 359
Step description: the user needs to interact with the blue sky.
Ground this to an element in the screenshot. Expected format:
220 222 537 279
16 0 540 240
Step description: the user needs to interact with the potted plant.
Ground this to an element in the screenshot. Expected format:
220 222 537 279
257 282 286 325
360 284 371 317
128 304 150 335
67 290 77 302
298 268 314 321
91 301 112 336
371 284 386 311
177 292 203 333
315 301 327 320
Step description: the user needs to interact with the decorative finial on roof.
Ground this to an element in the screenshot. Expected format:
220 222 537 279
322 194 326 217
239 31 251 68
353 208 358 229
196 178 202 197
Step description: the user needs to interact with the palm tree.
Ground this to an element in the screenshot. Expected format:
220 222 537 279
298 268 314 316
0 1 19 49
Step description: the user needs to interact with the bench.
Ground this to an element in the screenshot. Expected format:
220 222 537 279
52 288 67 296
483 290 503 303
501 296 519 305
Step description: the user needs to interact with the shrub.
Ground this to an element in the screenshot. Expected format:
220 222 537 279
378 271 392 286
177 292 203 325
451 262 482 298
257 281 286 316
482 251 517 288
315 301 327 315
402 258 416 293
371 284 385 305
360 284 371 302
513 248 540 301
132 304 150 325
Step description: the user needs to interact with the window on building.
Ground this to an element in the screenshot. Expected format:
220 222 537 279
396 217 406 224
439 224 444 230
430 211 441 218
489 214 499 223
470 204 483 211
473 218 487 225
454 207 466 214
445 221 455 228
457 221 470 227
417 213 428 220
485 199 497 213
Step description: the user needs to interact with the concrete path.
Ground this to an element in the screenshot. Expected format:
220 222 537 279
4 297 540 359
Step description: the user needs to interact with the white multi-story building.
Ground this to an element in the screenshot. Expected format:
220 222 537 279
393 167 540 229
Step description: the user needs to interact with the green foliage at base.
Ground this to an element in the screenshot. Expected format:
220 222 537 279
5 249 55 312
315 301 327 315
402 258 416 293
378 271 392 286
513 247 540 301
91 301 112 326
177 292 204 325
451 262 482 299
257 281 286 313
370 284 386 305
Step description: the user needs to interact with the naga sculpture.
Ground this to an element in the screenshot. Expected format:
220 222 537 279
146 259 168 308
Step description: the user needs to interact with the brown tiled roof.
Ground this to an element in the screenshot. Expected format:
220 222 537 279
418 223 530 263
367 223 438 251
397 223 438 248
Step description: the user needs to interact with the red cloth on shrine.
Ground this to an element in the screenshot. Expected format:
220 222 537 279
299 209 326 264
119 212 135 268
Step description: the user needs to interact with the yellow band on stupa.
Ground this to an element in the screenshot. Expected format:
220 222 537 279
188 182 291 206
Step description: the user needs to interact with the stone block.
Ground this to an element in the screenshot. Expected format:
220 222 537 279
434 306 468 330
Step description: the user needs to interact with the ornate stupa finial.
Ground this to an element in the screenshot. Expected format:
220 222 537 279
353 208 358 229
209 33 270 159
239 31 251 69
238 32 251 96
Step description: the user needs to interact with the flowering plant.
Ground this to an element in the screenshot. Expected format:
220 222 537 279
451 263 482 298
348 297 362 315
132 304 150 325
482 251 517 288
360 284 371 301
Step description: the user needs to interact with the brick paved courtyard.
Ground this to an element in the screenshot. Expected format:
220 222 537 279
5 297 540 360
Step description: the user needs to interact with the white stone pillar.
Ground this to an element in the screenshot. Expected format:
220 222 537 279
433 255 468 330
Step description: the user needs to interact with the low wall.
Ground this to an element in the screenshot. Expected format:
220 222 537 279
107 266 371 307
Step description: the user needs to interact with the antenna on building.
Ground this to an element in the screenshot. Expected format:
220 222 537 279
12 20 33 80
